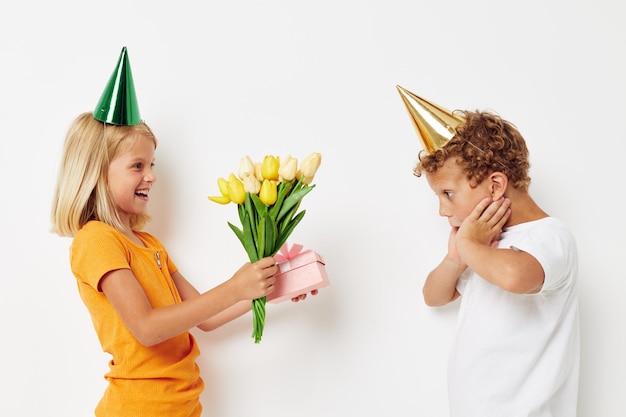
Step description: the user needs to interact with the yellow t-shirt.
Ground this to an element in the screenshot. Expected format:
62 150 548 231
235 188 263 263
70 221 203 417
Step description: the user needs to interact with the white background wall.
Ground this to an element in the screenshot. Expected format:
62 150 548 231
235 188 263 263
1 1 624 416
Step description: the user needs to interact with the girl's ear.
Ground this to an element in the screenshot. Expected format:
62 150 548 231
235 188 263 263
490 171 508 199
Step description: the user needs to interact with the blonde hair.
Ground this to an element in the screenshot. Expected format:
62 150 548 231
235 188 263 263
51 112 157 237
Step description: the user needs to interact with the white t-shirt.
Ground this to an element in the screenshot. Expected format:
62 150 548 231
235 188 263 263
448 217 579 417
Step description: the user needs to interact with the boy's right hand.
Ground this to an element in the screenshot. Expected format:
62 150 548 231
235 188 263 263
230 257 278 301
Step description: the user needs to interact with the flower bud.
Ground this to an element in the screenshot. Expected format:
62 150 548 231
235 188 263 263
259 179 278 205
217 177 230 198
254 162 263 181
207 177 232 204
278 155 298 182
238 155 255 179
242 174 261 194
227 173 246 204
298 152 322 185
261 155 280 180
207 195 231 204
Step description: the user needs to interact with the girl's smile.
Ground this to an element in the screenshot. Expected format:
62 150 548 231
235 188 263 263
107 133 156 227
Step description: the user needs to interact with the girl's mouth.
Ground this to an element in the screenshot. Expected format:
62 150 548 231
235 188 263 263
135 189 149 200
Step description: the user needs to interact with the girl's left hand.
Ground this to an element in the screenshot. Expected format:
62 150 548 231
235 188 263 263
291 289 319 302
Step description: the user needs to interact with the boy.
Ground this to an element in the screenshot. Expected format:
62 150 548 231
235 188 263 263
397 86 580 416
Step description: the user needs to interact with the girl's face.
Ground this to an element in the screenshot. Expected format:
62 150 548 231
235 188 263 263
107 134 156 228
425 158 491 228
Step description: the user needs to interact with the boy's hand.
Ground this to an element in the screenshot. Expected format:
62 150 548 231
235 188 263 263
457 197 511 247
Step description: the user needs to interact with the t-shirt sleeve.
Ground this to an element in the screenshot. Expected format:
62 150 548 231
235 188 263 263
70 225 131 292
512 222 577 293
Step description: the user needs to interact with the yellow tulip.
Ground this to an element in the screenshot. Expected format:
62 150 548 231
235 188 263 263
207 177 232 204
261 155 280 180
242 174 261 194
227 173 246 204
278 155 298 182
217 177 230 198
207 195 231 204
298 152 322 185
238 155 255 179
254 162 263 181
259 179 278 205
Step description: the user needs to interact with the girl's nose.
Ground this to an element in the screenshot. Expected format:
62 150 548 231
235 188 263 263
145 168 156 183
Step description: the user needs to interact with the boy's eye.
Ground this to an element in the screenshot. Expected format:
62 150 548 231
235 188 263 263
444 191 453 198
133 163 143 169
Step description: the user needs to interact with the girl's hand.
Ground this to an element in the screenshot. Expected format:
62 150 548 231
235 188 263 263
291 289 319 302
230 256 278 301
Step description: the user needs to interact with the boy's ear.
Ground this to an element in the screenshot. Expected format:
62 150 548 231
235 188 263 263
490 171 508 199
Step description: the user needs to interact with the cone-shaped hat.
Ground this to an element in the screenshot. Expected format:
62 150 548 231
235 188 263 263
93 47 141 125
396 85 464 153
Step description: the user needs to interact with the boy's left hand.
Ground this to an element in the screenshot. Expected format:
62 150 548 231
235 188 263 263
457 197 511 247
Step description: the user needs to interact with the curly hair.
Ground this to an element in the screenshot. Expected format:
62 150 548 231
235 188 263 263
414 110 531 190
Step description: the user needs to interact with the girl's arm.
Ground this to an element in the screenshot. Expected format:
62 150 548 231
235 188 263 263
100 257 278 346
172 271 252 331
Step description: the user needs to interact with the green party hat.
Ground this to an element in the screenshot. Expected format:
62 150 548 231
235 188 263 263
396 85 464 153
93 47 141 125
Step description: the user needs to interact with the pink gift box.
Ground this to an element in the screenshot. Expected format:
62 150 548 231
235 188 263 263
267 247 330 304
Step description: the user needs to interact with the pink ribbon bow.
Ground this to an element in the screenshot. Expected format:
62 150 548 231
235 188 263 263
274 242 304 263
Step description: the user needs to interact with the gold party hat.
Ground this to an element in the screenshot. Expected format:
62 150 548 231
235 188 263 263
396 85 464 153
93 47 141 125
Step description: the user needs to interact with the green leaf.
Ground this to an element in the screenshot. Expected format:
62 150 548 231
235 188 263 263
237 202 246 225
251 296 266 343
227 221 243 240
228 216 259 262
228 221 258 262
275 210 306 250
276 185 315 222
256 215 266 258
277 200 301 231
250 193 268 216
269 181 292 221
244 193 257 239
264 213 278 255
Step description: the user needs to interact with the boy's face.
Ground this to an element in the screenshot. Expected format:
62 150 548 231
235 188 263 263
425 158 492 227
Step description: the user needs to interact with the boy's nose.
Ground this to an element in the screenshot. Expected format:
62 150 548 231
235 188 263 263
438 203 450 218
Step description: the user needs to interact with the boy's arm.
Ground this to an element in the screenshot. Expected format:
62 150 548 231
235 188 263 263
456 241 544 294
422 256 464 306
422 227 466 306
455 198 544 294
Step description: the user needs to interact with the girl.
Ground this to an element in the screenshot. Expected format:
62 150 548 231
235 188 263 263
50 112 280 416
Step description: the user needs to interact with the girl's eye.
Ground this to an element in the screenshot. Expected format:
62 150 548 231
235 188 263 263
133 163 143 169
444 191 453 198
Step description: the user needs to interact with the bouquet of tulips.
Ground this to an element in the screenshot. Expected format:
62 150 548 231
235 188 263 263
208 152 322 343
